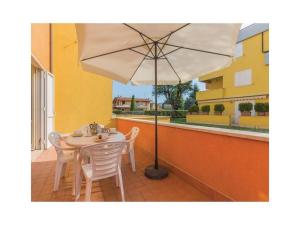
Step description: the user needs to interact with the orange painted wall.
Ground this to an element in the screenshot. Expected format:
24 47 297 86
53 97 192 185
116 119 269 201
31 23 50 71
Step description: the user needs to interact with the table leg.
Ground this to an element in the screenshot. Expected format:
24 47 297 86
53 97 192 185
72 150 80 196
72 152 77 195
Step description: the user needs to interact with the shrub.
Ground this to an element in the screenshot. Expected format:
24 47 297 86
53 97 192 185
254 103 266 112
214 104 225 113
171 110 188 118
113 110 122 114
188 105 199 113
201 105 210 113
264 102 269 112
144 110 188 118
130 95 136 111
238 102 253 112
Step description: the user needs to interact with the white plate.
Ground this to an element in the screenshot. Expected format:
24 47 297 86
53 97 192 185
72 133 83 137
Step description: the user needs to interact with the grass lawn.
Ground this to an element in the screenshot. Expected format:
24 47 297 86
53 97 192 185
171 118 269 133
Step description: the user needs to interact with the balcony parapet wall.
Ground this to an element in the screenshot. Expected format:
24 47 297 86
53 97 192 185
116 117 269 201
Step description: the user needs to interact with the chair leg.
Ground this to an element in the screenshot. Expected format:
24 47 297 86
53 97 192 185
61 163 67 178
85 179 92 201
129 148 136 172
115 175 119 187
53 162 63 191
75 171 83 200
118 167 125 202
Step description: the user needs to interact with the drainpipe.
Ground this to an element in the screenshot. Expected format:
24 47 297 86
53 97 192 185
49 23 53 73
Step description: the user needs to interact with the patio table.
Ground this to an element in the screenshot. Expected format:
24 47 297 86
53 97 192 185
66 132 125 147
65 132 125 199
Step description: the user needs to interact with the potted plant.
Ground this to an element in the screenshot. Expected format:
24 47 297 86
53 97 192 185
239 102 253 116
188 104 199 115
254 103 266 116
214 104 225 115
265 102 269 116
201 105 210 115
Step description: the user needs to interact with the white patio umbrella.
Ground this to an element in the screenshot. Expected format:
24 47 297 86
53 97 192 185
75 23 241 179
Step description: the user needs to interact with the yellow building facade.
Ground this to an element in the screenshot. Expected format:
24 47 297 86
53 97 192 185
52 24 113 132
31 24 113 150
189 24 269 129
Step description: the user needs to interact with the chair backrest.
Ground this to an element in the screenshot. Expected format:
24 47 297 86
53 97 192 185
129 127 139 140
81 141 126 180
48 132 64 158
48 131 62 148
124 127 139 152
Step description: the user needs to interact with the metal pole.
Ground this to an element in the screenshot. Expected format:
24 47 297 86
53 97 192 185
154 42 158 169
144 42 168 179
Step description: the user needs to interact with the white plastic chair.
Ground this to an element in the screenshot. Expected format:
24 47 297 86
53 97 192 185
48 132 77 191
78 142 126 201
124 127 140 172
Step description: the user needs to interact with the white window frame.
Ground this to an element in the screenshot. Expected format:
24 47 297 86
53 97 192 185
31 67 55 150
234 69 252 87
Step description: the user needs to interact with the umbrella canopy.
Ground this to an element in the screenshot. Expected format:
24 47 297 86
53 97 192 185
76 24 241 85
75 23 241 179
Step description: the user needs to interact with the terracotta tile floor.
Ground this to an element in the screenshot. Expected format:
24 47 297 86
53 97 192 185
31 148 212 202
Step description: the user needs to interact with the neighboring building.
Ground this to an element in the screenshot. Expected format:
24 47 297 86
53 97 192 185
192 23 269 128
162 103 173 110
150 103 162 110
113 97 151 111
31 24 113 150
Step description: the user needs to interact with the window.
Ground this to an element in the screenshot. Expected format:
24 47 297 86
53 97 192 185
264 52 269 65
234 42 243 58
234 69 252 87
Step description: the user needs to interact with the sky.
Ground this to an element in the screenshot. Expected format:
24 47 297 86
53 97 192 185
112 23 252 103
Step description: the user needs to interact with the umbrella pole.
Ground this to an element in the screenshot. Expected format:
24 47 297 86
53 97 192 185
154 41 158 169
145 41 168 179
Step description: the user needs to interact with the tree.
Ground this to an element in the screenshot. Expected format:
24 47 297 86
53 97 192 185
184 83 199 109
184 97 195 110
153 81 193 110
190 83 199 100
130 95 136 111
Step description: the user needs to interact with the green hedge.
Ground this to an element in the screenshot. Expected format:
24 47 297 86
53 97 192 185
188 105 199 113
254 103 266 112
214 104 225 113
113 109 188 118
238 102 253 112
113 110 122 114
201 105 210 113
265 102 269 112
145 110 188 118
113 110 145 115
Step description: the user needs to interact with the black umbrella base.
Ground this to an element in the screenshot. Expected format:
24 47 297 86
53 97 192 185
144 165 169 179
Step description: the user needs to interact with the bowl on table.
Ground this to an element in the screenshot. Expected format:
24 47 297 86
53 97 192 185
72 130 83 137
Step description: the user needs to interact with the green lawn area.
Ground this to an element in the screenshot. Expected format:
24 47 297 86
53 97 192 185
170 118 269 133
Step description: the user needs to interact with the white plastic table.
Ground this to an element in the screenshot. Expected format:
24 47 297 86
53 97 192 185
65 132 125 199
65 132 125 147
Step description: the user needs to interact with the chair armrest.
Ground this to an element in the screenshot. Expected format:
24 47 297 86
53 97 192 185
61 139 78 151
124 131 132 139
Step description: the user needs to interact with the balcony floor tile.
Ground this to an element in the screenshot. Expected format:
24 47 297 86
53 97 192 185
32 148 212 202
